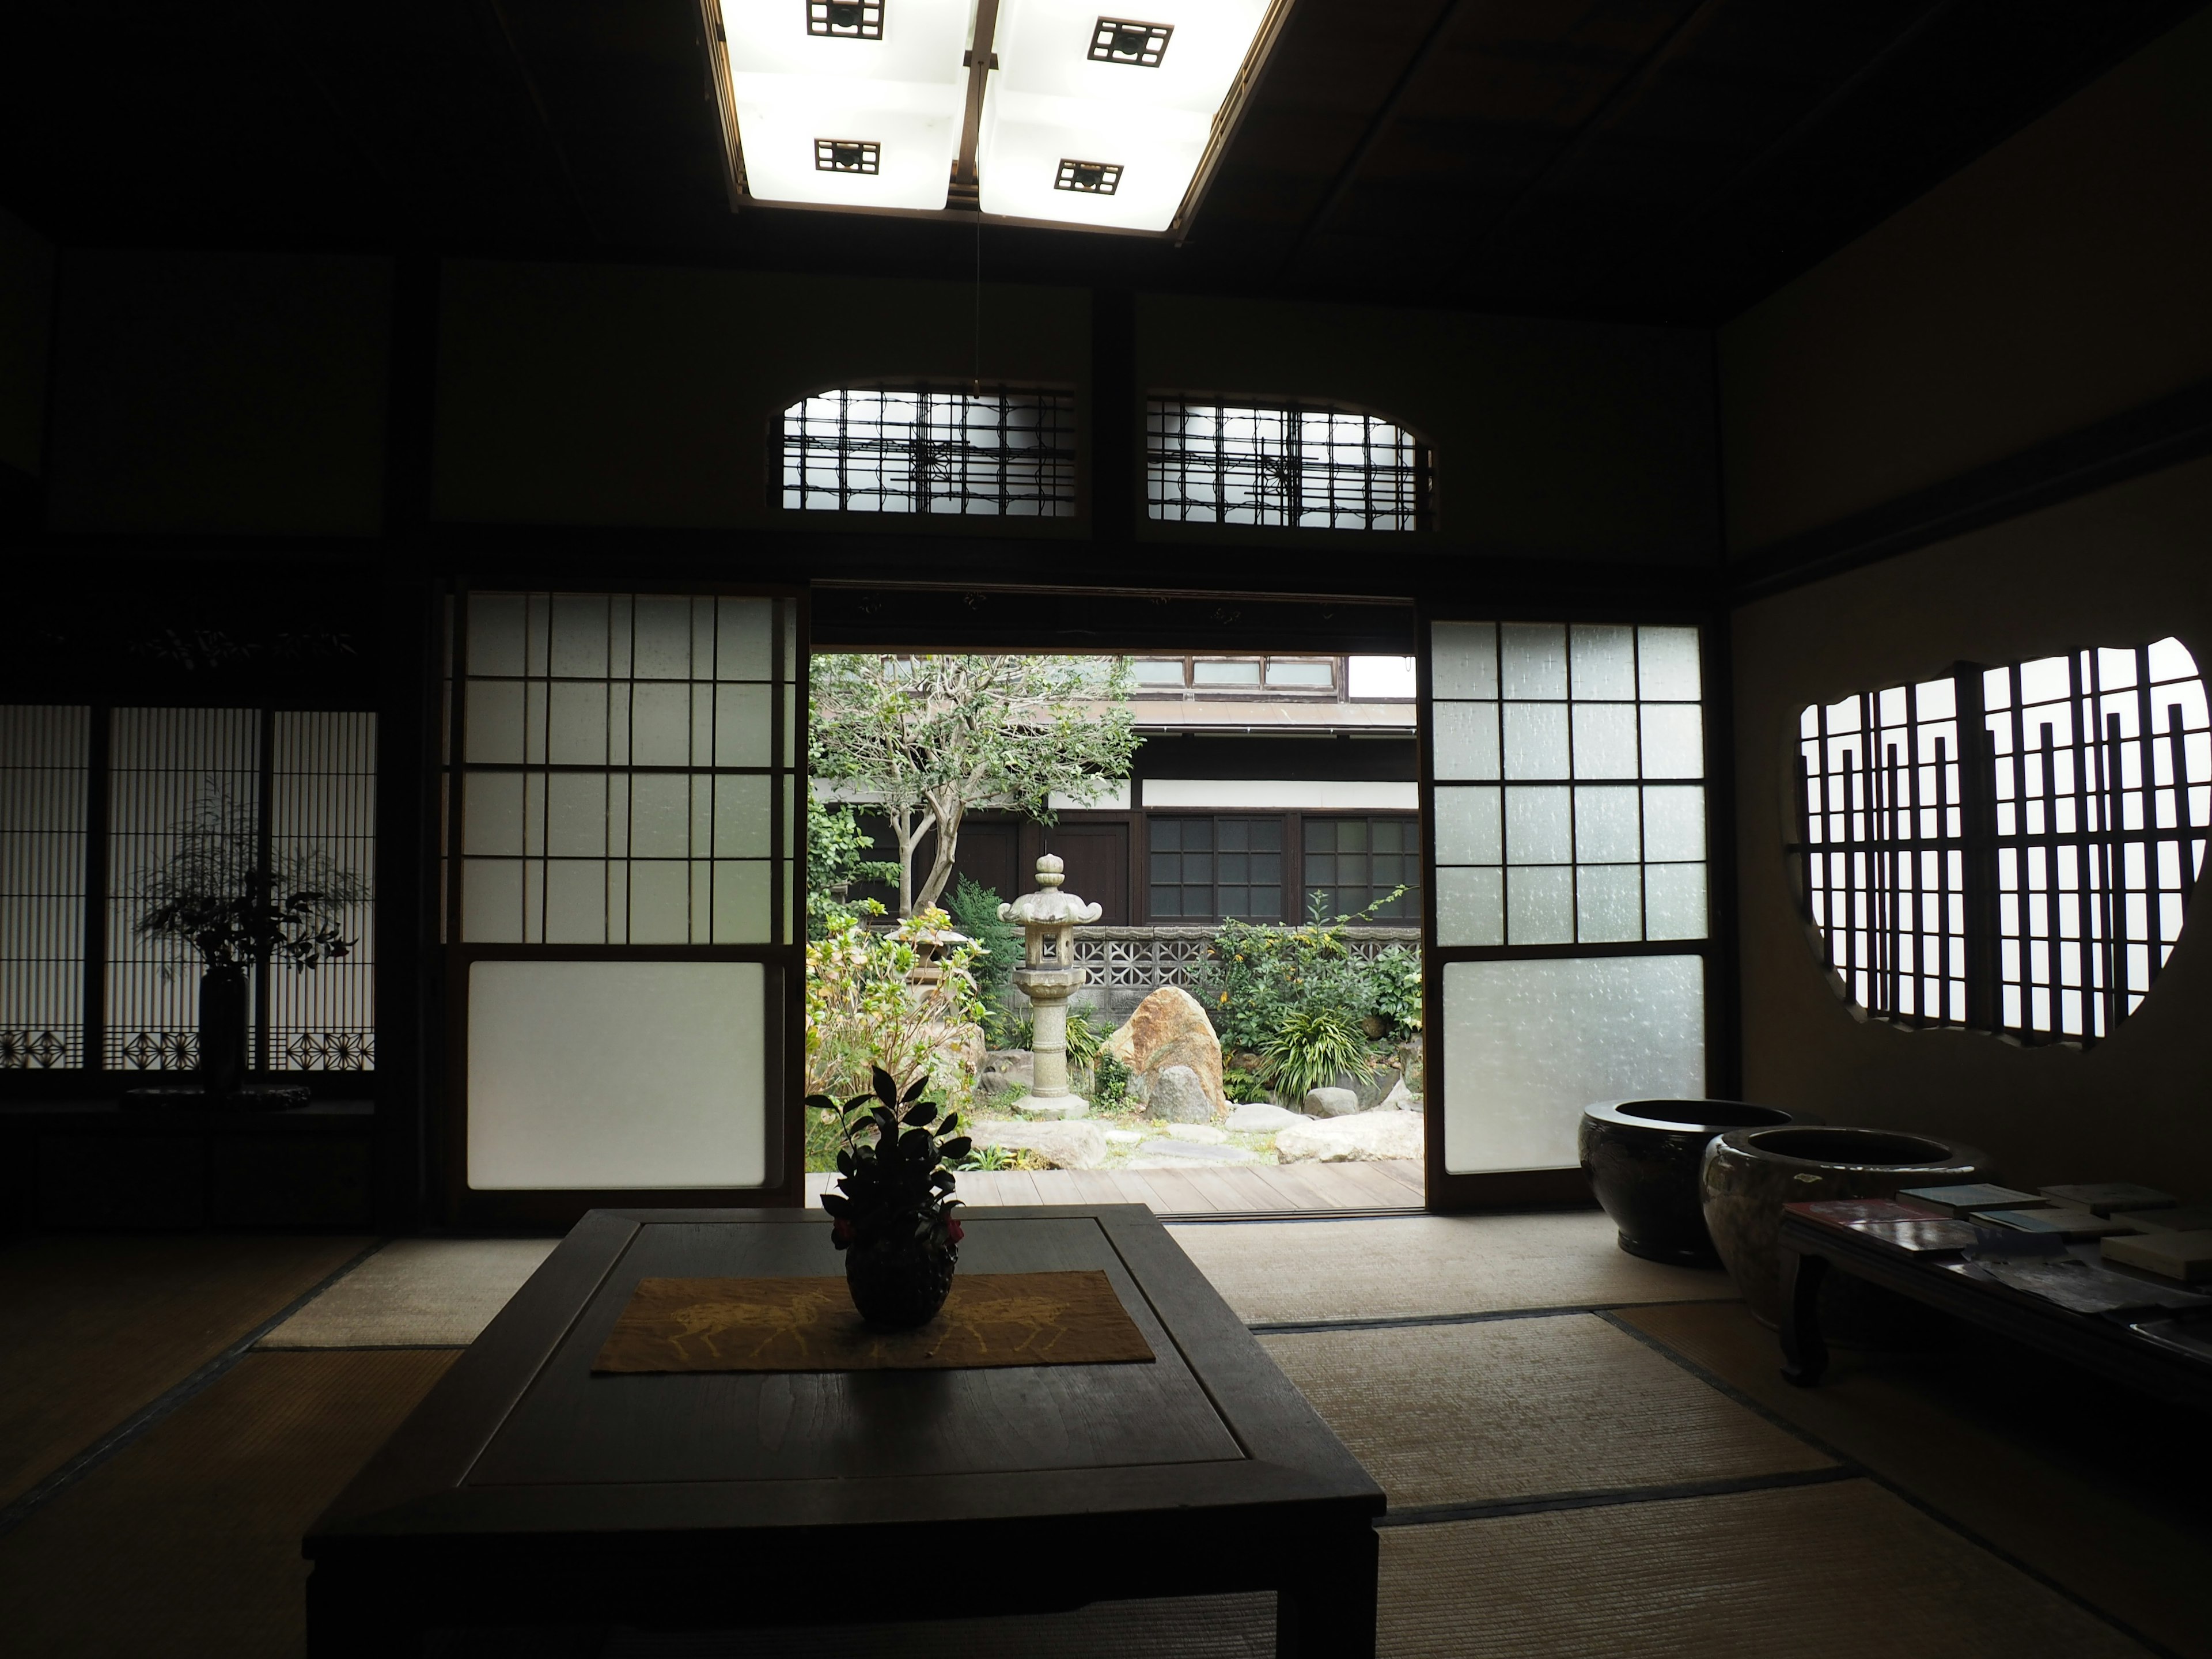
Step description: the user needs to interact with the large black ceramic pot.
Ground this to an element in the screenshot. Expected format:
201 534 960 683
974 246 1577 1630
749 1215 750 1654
1580 1100 1825 1267
1702 1126 1991 1333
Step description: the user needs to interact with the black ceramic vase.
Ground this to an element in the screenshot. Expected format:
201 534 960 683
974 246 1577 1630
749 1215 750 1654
845 1237 958 1329
1580 1099 1824 1266
197 964 249 1104
1700 1126 1991 1332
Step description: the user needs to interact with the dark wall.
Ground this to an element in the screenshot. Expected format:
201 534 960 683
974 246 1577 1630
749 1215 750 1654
1732 456 2212 1195
1723 10 2212 1192
1140 294 1717 564
1721 6 2212 555
44 251 392 536
434 262 1088 535
0 204 53 483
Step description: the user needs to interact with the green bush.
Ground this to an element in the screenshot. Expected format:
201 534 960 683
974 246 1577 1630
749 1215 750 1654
1189 916 1377 1056
1221 1065 1270 1105
948 876 1024 1041
1090 1051 1133 1109
1260 1004 1379 1102
1369 944 1424 1036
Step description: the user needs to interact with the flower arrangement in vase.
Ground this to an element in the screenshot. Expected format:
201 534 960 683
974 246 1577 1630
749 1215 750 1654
813 1067 971 1328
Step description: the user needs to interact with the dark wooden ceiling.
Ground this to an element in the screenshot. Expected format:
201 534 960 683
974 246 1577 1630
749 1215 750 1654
2 0 2199 324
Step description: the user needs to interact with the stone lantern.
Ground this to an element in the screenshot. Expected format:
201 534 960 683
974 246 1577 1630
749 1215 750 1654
999 854 1102 1119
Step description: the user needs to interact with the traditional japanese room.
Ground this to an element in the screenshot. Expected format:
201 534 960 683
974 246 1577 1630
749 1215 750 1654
2 1 2209 1656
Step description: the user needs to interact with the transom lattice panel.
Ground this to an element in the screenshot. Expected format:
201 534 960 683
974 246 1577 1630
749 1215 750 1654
1146 399 1432 531
779 386 1077 517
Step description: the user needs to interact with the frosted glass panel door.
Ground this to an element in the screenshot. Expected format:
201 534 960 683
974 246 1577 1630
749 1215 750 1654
452 589 803 1202
1442 957 1705 1173
468 960 767 1188
1425 618 1713 1190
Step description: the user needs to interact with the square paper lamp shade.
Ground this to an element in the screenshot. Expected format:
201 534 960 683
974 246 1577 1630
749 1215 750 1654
467 960 768 1190
719 0 968 210
978 0 1274 231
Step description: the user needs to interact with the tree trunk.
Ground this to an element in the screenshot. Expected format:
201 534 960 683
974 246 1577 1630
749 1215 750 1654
911 794 965 915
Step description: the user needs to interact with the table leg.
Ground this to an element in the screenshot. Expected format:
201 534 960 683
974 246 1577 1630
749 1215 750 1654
1779 1245 1830 1388
1277 1525 1377 1658
305 1567 427 1658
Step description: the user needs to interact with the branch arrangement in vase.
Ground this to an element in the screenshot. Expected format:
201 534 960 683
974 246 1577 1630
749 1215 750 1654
814 1067 971 1328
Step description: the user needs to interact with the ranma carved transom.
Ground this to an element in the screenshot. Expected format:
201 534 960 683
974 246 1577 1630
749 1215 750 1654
1789 637 2207 1046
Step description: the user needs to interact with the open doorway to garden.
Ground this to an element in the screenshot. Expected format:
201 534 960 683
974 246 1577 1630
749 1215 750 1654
802 647 1427 1214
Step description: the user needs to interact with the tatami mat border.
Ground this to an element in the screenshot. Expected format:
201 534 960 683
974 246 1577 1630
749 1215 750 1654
1376 1465 1862 1527
1248 1297 1732 1335
0 1237 389 1542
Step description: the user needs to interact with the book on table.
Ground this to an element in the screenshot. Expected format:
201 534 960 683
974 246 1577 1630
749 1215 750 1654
2040 1182 2179 1217
1976 1207 2143 1241
1893 1183 2047 1218
2113 1202 2212 1233
2101 1229 2212 1283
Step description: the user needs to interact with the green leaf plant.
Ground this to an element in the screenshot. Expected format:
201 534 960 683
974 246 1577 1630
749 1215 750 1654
813 1066 970 1253
1259 1004 1380 1103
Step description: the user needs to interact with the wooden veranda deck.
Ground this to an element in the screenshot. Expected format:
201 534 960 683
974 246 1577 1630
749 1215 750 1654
802 1159 1425 1218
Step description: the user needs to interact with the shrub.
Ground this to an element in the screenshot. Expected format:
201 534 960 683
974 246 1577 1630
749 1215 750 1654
1221 1065 1270 1105
948 876 1023 1041
1090 1051 1133 1110
1260 1004 1380 1102
1369 944 1424 1036
805 907 984 1118
1189 916 1376 1056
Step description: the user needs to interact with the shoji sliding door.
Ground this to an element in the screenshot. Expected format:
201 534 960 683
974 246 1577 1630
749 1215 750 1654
445 588 806 1222
1421 618 1715 1207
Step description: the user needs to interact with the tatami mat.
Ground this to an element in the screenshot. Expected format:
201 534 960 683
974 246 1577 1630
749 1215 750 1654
1169 1211 1736 1324
0 1349 456 1659
0 1233 373 1509
1260 1313 1831 1508
259 1238 559 1349
1376 1479 2152 1659
1618 1300 2212 1659
600 1594 1276 1658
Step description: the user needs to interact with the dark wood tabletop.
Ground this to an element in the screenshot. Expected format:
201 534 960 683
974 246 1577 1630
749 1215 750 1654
305 1205 1386 1657
1777 1207 2212 1412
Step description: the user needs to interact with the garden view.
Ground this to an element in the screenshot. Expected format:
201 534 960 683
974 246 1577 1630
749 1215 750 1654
802 653 1426 1177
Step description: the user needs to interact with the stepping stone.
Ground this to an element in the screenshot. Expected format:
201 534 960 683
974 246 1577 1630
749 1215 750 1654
1136 1139 1261 1164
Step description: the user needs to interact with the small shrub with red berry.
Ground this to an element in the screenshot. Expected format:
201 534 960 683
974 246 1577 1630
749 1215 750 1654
814 1066 969 1253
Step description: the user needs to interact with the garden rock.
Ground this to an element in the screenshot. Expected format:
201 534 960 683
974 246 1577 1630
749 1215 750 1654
1131 1140 1262 1165
1149 1064 1215 1124
1350 1065 1403 1110
1378 1078 1420 1111
1162 1123 1228 1144
1104 1129 1143 1146
965 1119 1108 1171
1277 1111 1425 1163
1225 1101 1306 1133
1106 987 1226 1116
1304 1086 1361 1118
977 1049 1033 1099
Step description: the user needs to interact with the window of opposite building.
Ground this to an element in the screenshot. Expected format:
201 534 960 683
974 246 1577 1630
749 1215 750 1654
1148 817 1284 921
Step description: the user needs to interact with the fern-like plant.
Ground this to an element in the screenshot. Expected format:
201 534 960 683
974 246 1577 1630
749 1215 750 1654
1260 1005 1380 1103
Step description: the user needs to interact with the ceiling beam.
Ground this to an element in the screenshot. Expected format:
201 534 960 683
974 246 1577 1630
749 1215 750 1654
1448 0 1734 287
1274 0 1468 281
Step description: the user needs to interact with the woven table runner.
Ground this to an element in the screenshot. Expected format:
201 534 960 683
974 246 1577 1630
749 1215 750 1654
591 1270 1157 1374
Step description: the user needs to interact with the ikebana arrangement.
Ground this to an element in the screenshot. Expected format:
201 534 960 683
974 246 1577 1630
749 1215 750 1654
814 1067 971 1328
134 789 367 1106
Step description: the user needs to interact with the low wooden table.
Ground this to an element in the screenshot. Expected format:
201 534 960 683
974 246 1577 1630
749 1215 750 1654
305 1205 1385 1656
1778 1207 2212 1411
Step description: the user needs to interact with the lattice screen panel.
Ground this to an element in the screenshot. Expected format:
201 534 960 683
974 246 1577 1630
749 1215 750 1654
1146 400 1431 531
0 706 89 1070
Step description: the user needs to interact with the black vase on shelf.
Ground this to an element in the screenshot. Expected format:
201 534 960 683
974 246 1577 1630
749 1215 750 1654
1579 1099 1825 1267
844 1238 959 1330
197 964 249 1104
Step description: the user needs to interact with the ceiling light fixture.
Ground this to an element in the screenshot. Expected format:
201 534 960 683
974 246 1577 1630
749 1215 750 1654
699 0 1292 235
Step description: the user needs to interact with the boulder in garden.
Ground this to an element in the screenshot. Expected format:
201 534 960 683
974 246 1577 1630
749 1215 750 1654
1276 1111 1424 1164
1304 1086 1361 1118
1105 987 1225 1116
1149 1064 1214 1124
964 1119 1108 1171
